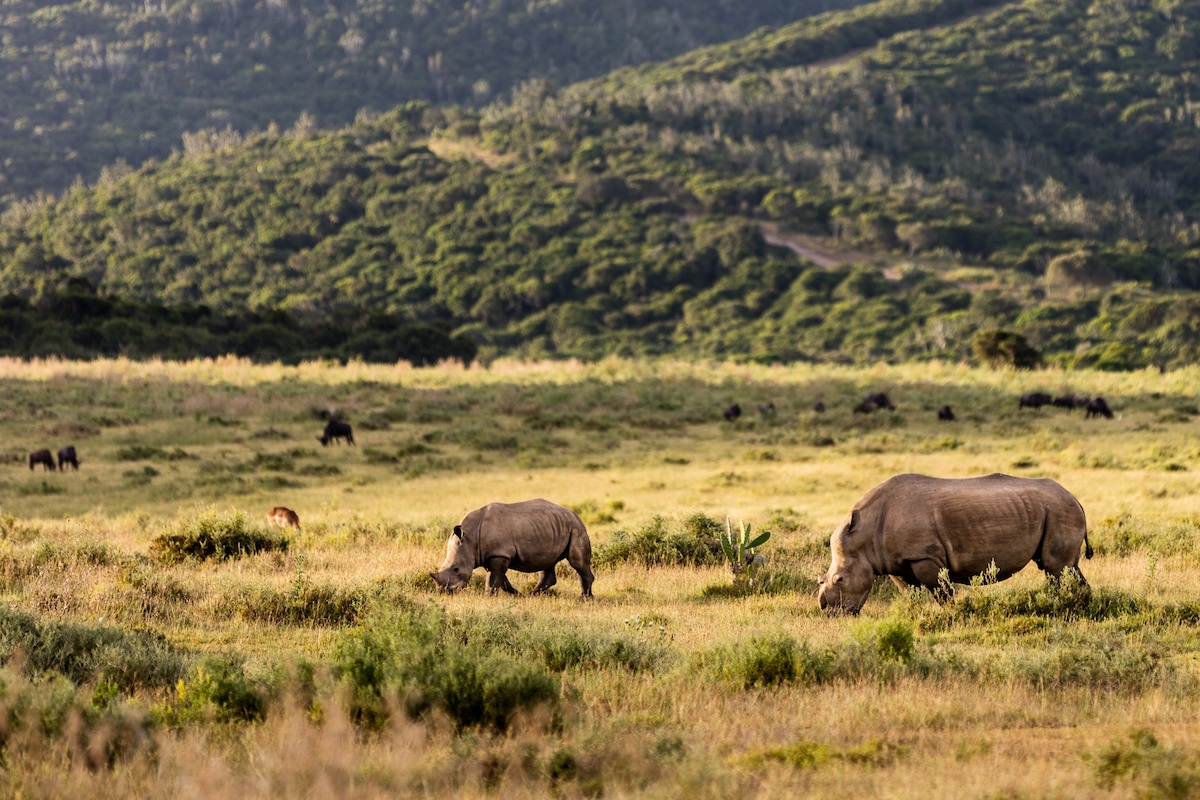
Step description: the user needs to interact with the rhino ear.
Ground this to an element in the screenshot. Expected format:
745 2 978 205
453 525 463 539
849 510 860 533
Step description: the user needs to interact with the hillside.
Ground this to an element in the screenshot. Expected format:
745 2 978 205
2 0 1200 368
0 0 861 206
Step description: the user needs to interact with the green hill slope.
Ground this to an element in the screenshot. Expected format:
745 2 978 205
2 0 1200 368
0 0 861 206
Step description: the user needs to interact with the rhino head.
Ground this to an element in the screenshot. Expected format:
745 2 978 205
430 525 474 592
817 512 875 615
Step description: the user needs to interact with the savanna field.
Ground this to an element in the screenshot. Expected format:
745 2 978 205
3 356 1200 798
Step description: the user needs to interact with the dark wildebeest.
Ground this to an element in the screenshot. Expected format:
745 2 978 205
29 449 55 471
1086 397 1114 419
1019 392 1053 410
318 420 355 446
57 446 78 471
723 404 742 423
1053 394 1091 409
757 402 776 416
813 401 826 413
854 392 896 414
937 406 955 421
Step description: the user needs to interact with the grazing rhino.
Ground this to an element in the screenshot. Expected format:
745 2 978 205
29 449 55 471
813 401 826 413
722 404 742 422
431 499 594 597
818 473 1092 614
937 405 955 421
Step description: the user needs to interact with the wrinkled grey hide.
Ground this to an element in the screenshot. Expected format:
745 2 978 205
431 499 594 597
819 473 1092 614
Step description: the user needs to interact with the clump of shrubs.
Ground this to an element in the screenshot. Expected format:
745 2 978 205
155 656 269 725
151 508 290 564
594 512 724 568
333 605 558 731
0 605 187 692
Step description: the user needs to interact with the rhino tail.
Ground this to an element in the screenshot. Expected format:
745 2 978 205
1084 530 1093 560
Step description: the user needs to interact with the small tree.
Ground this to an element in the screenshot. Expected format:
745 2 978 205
972 329 1042 369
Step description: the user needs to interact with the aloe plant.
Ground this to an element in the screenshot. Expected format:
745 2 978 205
720 519 771 584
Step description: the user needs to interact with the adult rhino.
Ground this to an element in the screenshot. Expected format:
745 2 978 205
431 499 594 597
818 473 1092 614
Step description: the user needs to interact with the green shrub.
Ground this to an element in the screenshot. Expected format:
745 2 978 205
249 452 294 472
115 445 194 461
221 583 366 626
709 632 798 687
1092 729 1198 797
333 605 557 731
855 615 914 662
151 509 290 564
594 513 723 568
157 656 268 725
1094 514 1200 557
0 605 187 691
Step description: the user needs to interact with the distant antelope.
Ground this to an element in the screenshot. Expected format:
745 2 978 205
266 506 301 533
29 449 55 471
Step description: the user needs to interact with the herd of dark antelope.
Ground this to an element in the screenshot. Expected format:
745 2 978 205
722 390 1117 424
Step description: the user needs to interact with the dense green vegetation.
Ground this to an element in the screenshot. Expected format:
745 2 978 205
2 0 1200 368
0 278 476 364
0 0 862 205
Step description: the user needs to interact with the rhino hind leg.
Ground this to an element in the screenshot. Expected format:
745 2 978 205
532 569 557 594
485 557 518 596
564 530 595 598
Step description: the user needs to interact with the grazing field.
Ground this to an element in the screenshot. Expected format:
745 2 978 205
1 356 1200 798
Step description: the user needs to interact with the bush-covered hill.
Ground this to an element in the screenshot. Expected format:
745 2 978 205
2 0 1200 369
0 0 862 206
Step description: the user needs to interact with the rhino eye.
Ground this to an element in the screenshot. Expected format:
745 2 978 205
452 566 460 573
834 575 844 584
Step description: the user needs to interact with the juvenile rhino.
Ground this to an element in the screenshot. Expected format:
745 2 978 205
819 473 1092 614
432 499 594 597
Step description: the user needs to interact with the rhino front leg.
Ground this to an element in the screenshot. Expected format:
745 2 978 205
531 568 557 594
485 557 518 596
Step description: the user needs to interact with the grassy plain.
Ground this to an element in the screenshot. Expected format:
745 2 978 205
2 356 1200 798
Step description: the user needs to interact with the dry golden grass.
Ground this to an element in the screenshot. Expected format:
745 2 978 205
0 357 1199 797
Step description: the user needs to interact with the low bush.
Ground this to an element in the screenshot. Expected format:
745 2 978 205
333 605 557 731
0 666 154 767
594 513 724 568
1094 513 1200 557
156 656 268 725
115 445 195 461
151 509 290 564
220 583 367 626
0 605 188 692
1091 729 1199 797
707 632 799 688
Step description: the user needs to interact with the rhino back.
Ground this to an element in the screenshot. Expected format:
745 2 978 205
862 474 1077 579
476 499 584 570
